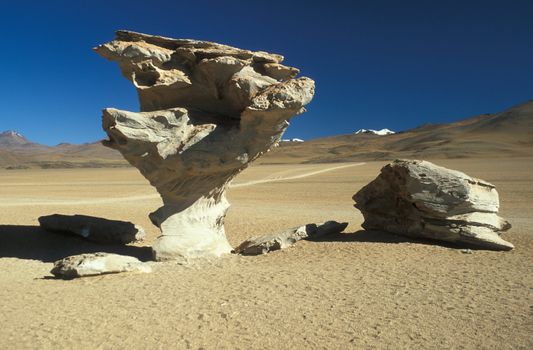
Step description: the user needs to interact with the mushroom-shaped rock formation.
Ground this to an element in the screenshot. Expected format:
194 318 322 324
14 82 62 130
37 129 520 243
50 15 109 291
95 31 315 260
353 159 514 250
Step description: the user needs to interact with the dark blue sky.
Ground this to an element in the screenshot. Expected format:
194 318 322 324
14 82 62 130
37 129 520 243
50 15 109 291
1 0 532 145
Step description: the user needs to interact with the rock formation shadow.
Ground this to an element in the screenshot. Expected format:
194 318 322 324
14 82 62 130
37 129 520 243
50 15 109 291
0 225 152 263
311 229 491 250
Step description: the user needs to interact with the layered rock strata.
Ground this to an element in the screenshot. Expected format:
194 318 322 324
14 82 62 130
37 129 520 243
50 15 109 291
353 160 513 250
95 31 315 260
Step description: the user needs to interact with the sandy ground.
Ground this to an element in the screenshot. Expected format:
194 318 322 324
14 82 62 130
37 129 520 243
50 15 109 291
0 158 532 349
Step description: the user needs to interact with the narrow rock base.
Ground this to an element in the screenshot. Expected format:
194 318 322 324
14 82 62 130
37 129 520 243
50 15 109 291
152 234 233 261
149 196 233 261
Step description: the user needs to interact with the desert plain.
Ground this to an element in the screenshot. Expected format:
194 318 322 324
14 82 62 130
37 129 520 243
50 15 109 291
0 156 532 349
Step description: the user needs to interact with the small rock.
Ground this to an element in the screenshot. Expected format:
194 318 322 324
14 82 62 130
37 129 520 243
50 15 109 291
461 249 473 254
39 214 145 244
310 221 349 239
51 253 151 279
234 221 348 255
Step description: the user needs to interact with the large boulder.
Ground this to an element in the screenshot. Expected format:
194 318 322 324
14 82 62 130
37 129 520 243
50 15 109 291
38 214 145 244
95 31 315 260
235 221 348 255
51 253 152 279
353 159 513 250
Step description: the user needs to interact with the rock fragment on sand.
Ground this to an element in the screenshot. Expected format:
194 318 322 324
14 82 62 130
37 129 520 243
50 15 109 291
235 221 348 255
38 214 145 244
95 31 315 260
51 253 151 279
353 159 514 250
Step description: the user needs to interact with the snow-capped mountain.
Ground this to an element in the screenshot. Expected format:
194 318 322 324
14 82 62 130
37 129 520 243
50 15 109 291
281 138 305 142
0 130 32 147
354 128 395 136
1 130 24 138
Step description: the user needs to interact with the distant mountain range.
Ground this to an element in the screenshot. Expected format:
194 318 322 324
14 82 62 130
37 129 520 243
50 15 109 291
281 138 305 143
0 131 125 169
263 100 533 164
1 101 532 168
354 128 396 136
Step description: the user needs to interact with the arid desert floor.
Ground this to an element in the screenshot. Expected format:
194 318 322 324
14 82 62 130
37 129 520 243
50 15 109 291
0 158 532 349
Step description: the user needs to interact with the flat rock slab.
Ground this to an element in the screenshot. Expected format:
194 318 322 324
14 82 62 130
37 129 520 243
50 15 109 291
39 214 145 244
51 253 152 279
235 221 348 255
353 159 514 250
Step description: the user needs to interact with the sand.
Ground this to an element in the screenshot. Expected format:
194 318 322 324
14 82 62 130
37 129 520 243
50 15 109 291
0 158 532 349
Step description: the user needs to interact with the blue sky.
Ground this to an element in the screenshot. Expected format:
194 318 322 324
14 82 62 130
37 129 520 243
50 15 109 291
1 0 532 145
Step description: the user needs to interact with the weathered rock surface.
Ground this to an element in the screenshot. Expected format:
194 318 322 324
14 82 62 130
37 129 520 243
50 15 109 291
38 214 145 244
234 221 348 255
353 159 514 250
51 253 152 279
95 31 315 260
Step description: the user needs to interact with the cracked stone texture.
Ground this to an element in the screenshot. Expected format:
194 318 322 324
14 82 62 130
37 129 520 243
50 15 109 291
51 253 152 279
353 159 514 250
95 31 315 260
234 221 348 255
